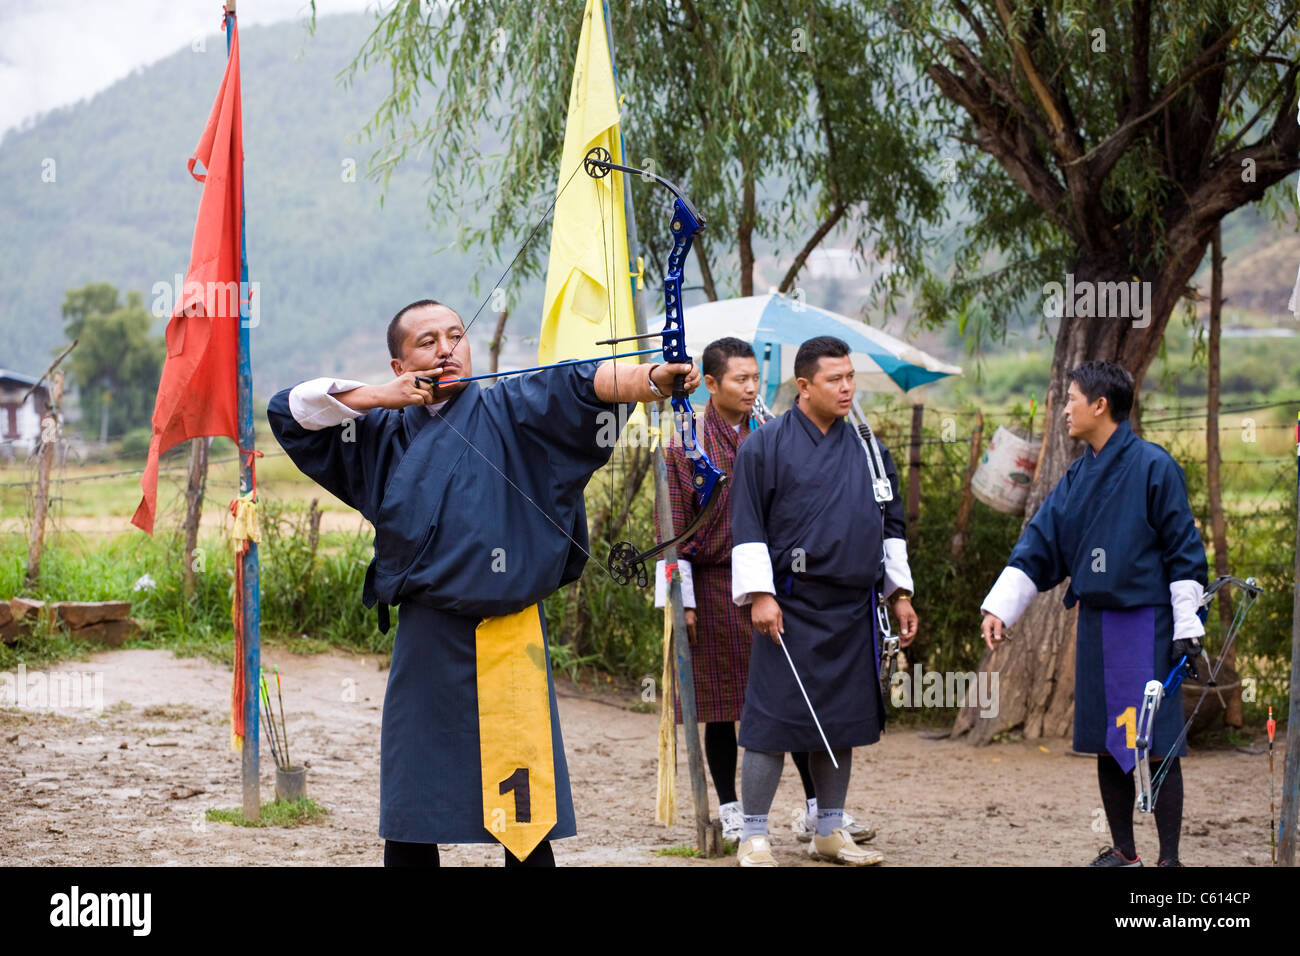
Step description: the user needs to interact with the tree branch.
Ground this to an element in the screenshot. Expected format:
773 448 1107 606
777 203 846 293
1065 22 1241 173
991 0 1081 161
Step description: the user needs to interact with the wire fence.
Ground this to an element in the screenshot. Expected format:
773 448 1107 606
3 399 1296 719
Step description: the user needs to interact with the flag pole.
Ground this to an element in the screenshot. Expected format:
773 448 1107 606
602 0 719 856
225 0 261 821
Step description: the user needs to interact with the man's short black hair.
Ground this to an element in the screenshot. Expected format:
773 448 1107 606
701 337 755 380
794 335 851 381
1068 360 1134 422
387 299 459 359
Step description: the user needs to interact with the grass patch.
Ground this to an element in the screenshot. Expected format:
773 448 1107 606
653 843 702 859
206 797 327 827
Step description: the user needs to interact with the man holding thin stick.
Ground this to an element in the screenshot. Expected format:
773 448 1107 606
729 336 917 866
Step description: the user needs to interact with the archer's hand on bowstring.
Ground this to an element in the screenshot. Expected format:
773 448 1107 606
751 593 784 645
334 368 446 412
592 360 700 404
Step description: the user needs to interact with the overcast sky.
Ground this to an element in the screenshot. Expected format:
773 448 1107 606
0 0 375 138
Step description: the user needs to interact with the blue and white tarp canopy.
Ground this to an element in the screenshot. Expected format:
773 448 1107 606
663 293 963 396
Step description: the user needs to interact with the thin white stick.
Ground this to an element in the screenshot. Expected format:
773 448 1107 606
775 633 838 769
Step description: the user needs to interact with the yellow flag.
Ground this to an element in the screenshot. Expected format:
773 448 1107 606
539 0 638 367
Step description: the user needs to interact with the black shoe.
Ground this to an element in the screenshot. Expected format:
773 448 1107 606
1088 845 1142 867
1157 858 1183 867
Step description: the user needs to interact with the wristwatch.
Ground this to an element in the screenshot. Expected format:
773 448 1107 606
888 588 913 605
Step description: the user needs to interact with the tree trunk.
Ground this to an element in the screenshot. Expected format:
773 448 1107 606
1206 226 1240 726
737 163 755 297
953 258 1180 743
488 309 509 373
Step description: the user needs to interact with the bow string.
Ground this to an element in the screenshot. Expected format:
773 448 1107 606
421 146 727 589
1135 575 1263 812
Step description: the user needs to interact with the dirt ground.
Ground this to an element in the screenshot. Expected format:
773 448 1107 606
0 648 1286 867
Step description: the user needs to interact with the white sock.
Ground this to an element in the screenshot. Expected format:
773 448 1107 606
816 807 844 837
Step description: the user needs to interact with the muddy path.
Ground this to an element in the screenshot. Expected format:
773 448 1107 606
0 649 1283 867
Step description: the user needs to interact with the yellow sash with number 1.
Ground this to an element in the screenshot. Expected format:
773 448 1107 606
476 604 557 860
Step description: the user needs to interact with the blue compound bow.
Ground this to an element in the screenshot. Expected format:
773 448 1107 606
419 146 726 589
1135 575 1263 812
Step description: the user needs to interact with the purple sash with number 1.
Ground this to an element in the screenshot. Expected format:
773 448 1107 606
1101 606 1156 772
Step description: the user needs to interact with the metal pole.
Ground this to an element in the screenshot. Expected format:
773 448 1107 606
226 1 261 822
603 0 717 856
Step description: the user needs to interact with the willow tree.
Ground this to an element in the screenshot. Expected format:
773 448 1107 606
323 0 946 651
328 1 944 303
885 1 1300 742
329 1 1300 733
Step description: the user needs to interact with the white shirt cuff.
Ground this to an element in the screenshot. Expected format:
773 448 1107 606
654 558 695 609
980 565 1038 628
883 537 913 598
1170 579 1207 640
287 378 368 431
731 541 774 606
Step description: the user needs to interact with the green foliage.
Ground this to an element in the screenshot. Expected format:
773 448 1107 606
206 797 327 827
120 428 153 458
885 1 1300 343
59 284 165 440
258 499 394 655
0 501 393 670
544 461 662 681
337 0 945 305
653 843 703 858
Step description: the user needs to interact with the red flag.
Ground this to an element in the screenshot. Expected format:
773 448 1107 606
131 18 243 534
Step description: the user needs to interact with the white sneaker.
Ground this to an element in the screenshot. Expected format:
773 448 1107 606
808 827 885 866
718 801 744 842
792 805 816 842
793 807 876 844
738 835 778 867
841 812 877 843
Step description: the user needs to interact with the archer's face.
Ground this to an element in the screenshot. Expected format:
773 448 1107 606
390 304 472 396
798 355 855 421
705 356 759 417
1064 380 1105 441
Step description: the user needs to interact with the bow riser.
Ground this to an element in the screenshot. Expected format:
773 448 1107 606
581 147 728 588
662 197 725 511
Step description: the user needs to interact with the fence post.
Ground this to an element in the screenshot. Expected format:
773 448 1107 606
182 437 210 599
26 370 65 588
906 404 923 550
